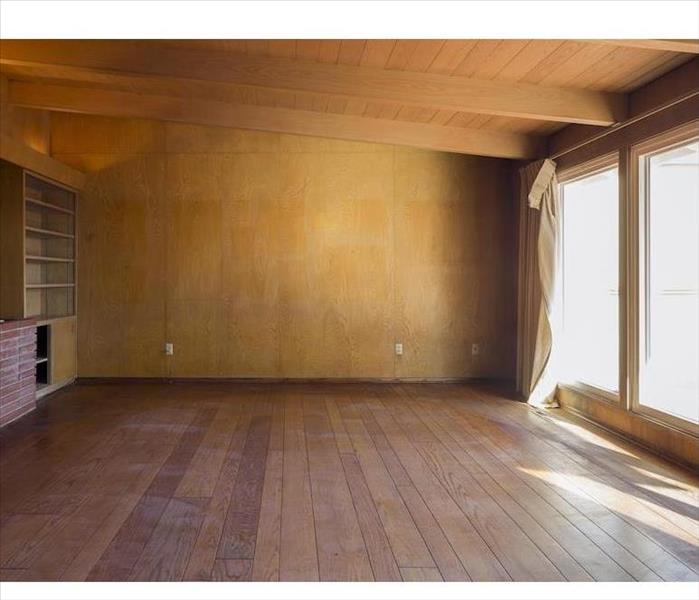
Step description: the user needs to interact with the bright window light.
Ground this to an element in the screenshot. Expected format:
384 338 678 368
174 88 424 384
640 140 699 425
561 166 619 392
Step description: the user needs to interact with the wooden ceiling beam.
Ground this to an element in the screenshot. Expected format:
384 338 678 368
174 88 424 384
594 39 699 54
8 80 546 159
0 40 626 126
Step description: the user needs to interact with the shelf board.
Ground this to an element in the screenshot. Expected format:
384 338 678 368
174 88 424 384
26 255 75 263
26 283 75 289
36 315 76 326
25 226 75 239
25 197 75 215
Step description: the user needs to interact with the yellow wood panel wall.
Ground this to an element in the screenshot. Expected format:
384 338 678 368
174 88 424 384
51 113 516 379
0 76 51 154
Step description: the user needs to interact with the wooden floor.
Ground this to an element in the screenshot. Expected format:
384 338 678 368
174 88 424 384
0 382 697 582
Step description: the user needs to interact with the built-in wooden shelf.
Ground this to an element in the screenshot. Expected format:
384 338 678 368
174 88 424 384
25 197 75 215
2 164 78 398
25 255 75 263
25 226 75 239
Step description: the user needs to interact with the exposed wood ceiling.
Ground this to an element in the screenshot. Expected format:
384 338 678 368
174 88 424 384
1 39 697 159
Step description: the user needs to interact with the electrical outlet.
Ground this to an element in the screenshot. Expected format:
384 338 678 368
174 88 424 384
471 343 480 356
395 342 403 356
165 342 174 356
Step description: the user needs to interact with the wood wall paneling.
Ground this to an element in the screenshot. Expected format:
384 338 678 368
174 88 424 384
51 114 517 380
0 75 50 155
50 316 77 385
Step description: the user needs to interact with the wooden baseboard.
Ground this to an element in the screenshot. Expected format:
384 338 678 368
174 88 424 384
76 376 502 385
36 378 75 399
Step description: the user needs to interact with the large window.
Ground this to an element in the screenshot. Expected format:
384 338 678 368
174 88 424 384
637 138 699 426
560 163 619 393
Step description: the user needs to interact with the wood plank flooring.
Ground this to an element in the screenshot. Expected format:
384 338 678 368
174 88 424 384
0 382 697 582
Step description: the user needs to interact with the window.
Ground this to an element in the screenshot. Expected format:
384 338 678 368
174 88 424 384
637 138 699 426
560 163 619 393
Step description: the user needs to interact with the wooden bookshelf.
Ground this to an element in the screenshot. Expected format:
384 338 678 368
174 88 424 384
0 161 79 398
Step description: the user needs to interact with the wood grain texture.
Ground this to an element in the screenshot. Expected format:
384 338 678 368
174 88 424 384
0 75 51 156
0 40 627 125
3 40 694 144
11 81 544 159
0 381 697 582
49 316 76 385
51 113 517 381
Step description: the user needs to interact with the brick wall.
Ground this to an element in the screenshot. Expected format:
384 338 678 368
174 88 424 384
0 319 37 427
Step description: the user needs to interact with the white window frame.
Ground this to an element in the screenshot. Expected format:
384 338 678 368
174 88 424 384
558 152 623 406
629 121 699 436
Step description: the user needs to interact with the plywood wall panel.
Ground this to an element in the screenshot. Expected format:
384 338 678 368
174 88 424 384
0 76 50 155
394 151 515 378
51 113 516 380
54 148 167 377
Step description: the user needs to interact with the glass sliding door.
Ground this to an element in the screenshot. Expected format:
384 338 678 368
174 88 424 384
637 137 699 427
560 163 620 394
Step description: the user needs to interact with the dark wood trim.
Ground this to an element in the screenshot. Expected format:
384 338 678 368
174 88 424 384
548 57 699 161
552 94 699 170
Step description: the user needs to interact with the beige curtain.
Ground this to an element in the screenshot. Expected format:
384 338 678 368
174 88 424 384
516 158 560 407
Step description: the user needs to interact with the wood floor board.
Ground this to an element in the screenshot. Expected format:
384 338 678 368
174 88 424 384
212 558 252 581
363 396 513 581
182 414 251 581
217 415 272 559
129 496 208 581
396 483 471 581
303 398 374 581
86 408 215 580
400 566 444 581
405 395 629 581
251 403 284 581
340 452 402 581
411 392 661 581
340 400 436 569
279 396 319 581
0 382 696 582
458 389 699 571
432 388 699 581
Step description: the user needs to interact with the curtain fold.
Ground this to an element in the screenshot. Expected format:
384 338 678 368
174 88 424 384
516 158 561 407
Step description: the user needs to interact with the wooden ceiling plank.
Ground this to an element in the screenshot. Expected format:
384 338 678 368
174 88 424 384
0 41 627 125
521 41 589 84
359 40 397 68
403 40 446 72
613 53 692 92
496 40 565 82
9 80 545 159
267 40 297 59
337 40 367 66
296 40 322 62
426 40 479 75
318 40 342 64
451 40 503 77
245 40 271 56
429 109 457 126
385 40 420 70
594 39 699 54
536 43 616 87
572 47 665 90
467 40 530 80
394 105 438 124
